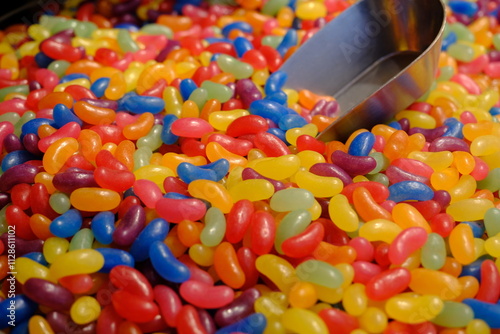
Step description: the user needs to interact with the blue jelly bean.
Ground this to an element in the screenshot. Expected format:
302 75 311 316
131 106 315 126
267 127 289 145
60 73 89 83
0 295 38 328
278 113 308 131
161 114 179 145
442 31 457 51
149 240 190 283
21 118 56 136
221 21 253 38
276 29 298 57
122 94 165 114
11 320 29 334
215 313 267 334
163 192 191 200
49 209 82 238
114 23 139 31
90 77 110 98
22 252 48 266
91 211 115 245
463 299 500 328
1 151 38 172
202 159 230 181
249 99 289 124
388 121 402 130
265 91 289 105
34 52 54 68
205 37 232 44
97 248 135 273
234 36 254 58
264 70 288 95
53 103 83 127
388 181 434 202
129 218 169 262
460 258 484 281
443 118 464 139
490 107 500 116
448 1 478 17
462 221 484 238
177 162 218 183
173 0 202 12
179 78 198 101
348 132 375 156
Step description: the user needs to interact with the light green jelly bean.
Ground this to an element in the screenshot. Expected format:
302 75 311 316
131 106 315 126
275 209 312 254
69 228 94 251
270 188 315 212
117 29 140 53
164 86 183 117
447 43 475 62
51 19 79 34
477 168 500 192
485 208 500 237
200 207 226 247
262 0 289 16
431 301 474 328
367 152 389 174
366 173 390 187
261 35 284 49
140 24 173 38
448 23 475 42
494 34 500 51
133 147 153 171
48 60 71 78
295 259 344 289
39 15 67 30
43 237 70 264
49 192 71 214
438 65 455 82
421 233 446 270
188 87 209 110
75 22 98 38
14 111 36 137
0 112 21 125
0 205 9 234
0 85 29 102
201 81 233 103
216 54 254 80
137 124 163 151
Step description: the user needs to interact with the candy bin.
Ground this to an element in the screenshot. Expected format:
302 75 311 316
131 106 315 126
0 0 500 333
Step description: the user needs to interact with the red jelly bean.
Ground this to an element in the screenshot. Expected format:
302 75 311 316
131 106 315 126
365 267 412 300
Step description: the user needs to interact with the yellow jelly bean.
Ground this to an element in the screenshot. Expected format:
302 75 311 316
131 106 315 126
328 194 359 233
296 150 325 169
409 268 463 300
359 307 388 334
254 293 288 319
251 155 301 180
308 199 322 221
446 198 494 222
54 78 91 92
209 109 249 131
70 296 101 324
385 293 444 324
485 233 500 257
229 179 275 202
466 319 491 334
449 223 476 265
295 1 327 20
188 243 215 267
313 284 344 304
163 86 183 117
161 153 207 175
359 219 402 243
43 237 70 264
188 179 233 213
431 167 460 191
294 170 343 198
255 254 297 294
49 249 104 280
288 281 317 309
70 188 121 212
470 135 500 156
206 142 248 171
448 174 477 203
285 123 318 146
453 151 476 175
29 315 55 334
282 308 328 334
342 283 368 316
395 110 436 129
408 151 454 171
134 165 175 191
15 257 51 284
392 203 432 233
43 137 80 175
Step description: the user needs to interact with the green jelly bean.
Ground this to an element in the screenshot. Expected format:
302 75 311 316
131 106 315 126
200 207 226 247
261 35 284 49
0 112 21 125
431 301 474 328
164 86 183 117
43 237 70 264
477 168 500 192
0 85 29 102
137 124 163 151
51 19 79 34
14 111 36 137
295 259 344 289
275 209 312 254
39 15 67 30
117 29 140 53
69 228 95 251
447 23 475 42
0 205 9 234
48 60 71 78
437 66 455 82
216 54 254 80
133 147 153 171
262 0 289 16
270 188 315 212
50 192 71 214
494 34 500 51
140 24 173 38
447 43 475 62
201 81 233 103
485 208 500 237
367 152 389 174
75 21 98 38
421 233 446 270
188 87 209 110
366 173 390 186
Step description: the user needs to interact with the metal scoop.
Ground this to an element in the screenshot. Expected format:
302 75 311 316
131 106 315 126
280 0 446 142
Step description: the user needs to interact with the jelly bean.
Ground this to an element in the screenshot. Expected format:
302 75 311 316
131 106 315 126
112 205 145 246
112 289 159 323
97 248 134 273
70 188 121 212
421 232 447 270
463 299 500 328
256 254 297 294
49 249 104 280
129 218 169 262
149 241 190 283
179 279 234 309
359 219 403 244
475 259 500 303
270 188 314 212
385 293 444 324
0 295 38 328
389 227 428 265
49 209 82 238
281 308 328 334
155 197 206 223
275 209 312 254
23 278 74 311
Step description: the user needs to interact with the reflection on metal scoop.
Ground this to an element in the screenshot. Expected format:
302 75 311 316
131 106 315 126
280 0 446 142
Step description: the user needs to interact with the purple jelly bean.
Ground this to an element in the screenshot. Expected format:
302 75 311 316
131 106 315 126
113 0 141 16
0 163 39 192
323 100 340 117
397 118 410 132
433 189 452 208
214 288 261 327
309 163 353 185
0 234 43 256
29 80 42 91
23 278 75 311
22 133 43 155
408 126 448 142
0 192 10 210
52 168 99 193
235 79 262 108
241 168 286 191
330 150 377 176
156 40 181 62
46 311 96 334
428 136 470 152
81 98 118 110
488 50 500 62
385 165 430 185
198 308 217 334
3 133 24 152
113 205 146 246
154 113 164 125
48 29 74 44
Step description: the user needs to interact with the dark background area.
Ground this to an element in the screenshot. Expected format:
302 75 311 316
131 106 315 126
0 0 67 28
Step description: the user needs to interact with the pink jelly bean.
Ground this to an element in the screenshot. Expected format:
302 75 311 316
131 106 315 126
155 197 207 223
349 237 375 262
388 227 428 265
133 179 164 208
365 267 411 301
451 73 481 94
485 61 500 78
352 261 383 284
458 54 489 74
179 280 234 309
171 118 214 138
154 285 182 327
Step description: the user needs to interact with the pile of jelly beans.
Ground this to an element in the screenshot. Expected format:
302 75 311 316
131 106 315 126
0 0 500 333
